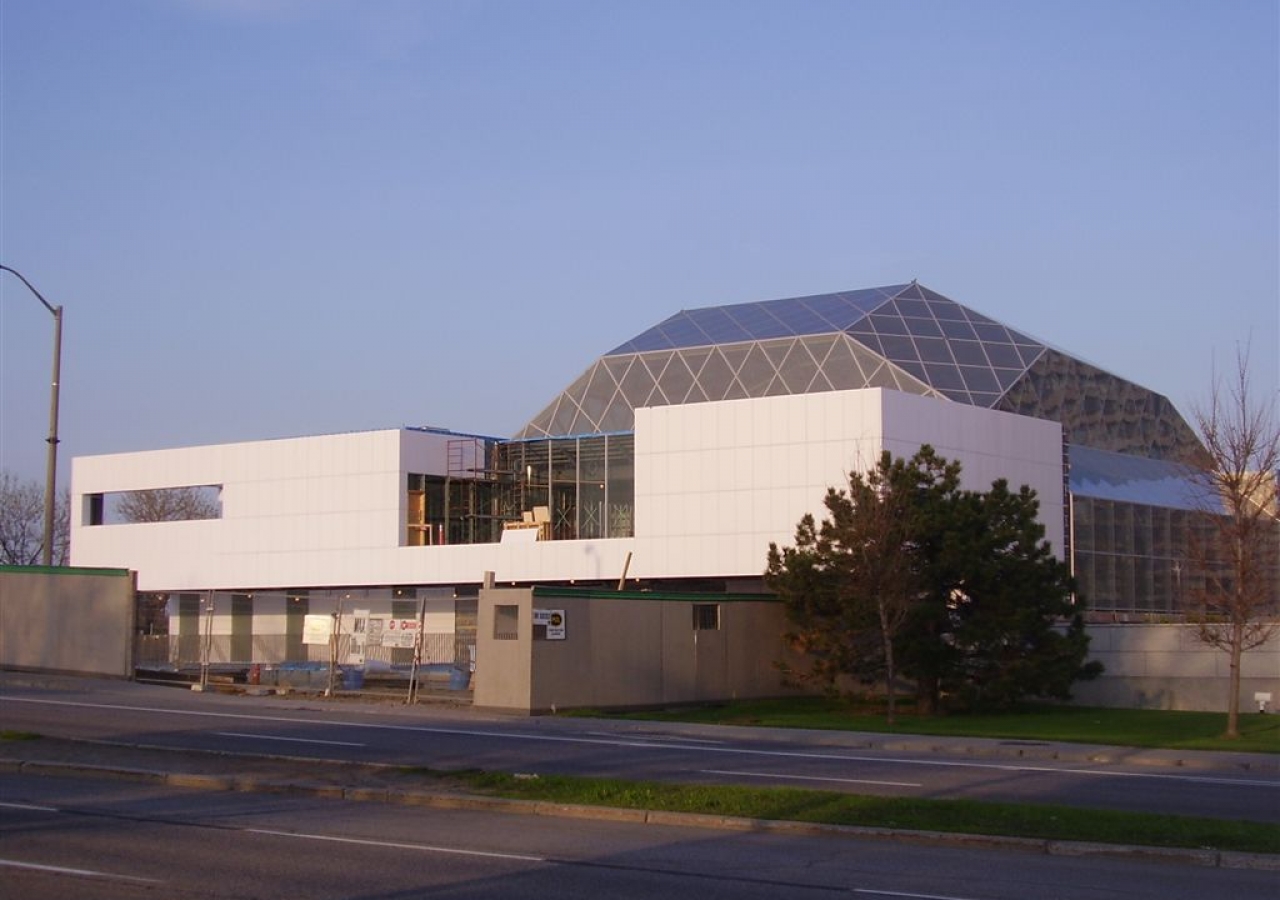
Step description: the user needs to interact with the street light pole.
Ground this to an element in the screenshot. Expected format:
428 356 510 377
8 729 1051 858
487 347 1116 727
0 265 64 566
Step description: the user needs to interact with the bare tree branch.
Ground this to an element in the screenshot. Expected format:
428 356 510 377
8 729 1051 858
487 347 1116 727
115 487 220 523
0 471 69 565
1187 343 1280 738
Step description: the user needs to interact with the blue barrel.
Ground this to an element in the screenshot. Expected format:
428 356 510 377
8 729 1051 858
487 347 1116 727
342 667 365 690
448 667 472 690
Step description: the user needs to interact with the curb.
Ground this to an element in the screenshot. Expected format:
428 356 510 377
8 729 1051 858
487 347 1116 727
7 755 1277 871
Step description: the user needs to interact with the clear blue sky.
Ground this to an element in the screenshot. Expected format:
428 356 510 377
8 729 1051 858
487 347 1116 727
2 0 1277 486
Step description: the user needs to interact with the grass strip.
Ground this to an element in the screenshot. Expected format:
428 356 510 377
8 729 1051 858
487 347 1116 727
451 770 1279 856
0 731 42 741
568 700 1280 754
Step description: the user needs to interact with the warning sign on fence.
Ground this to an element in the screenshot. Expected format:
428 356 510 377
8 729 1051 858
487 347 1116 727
381 618 419 648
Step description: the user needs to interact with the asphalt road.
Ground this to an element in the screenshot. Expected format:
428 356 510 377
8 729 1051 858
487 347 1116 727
3 770 1277 900
1 674 1276 824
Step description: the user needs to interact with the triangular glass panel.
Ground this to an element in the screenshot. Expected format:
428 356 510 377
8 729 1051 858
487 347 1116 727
723 378 751 401
890 297 932 319
735 343 776 396
925 296 969 322
548 397 580 437
808 369 835 393
777 340 820 393
690 306 751 344
849 341 888 382
863 362 894 390
984 344 1024 369
845 327 886 360
519 406 556 439
561 369 594 410
923 362 966 392
597 398 636 434
780 298 840 336
656 352 695 405
968 391 1003 408
972 321 1013 344
885 362 934 395
902 315 943 338
880 334 920 366
763 372 790 396
580 363 617 424
655 314 710 349
950 340 990 367
801 334 839 366
805 292 884 330
994 367 1025 390
761 338 794 370
718 342 752 376
965 308 998 328
892 283 926 301
958 365 1000 394
915 336 954 365
1016 343 1047 368
640 351 675 383
604 355 634 385
726 303 793 340
618 356 657 408
893 359 930 385
639 352 676 406
868 312 911 336
939 318 980 341
679 347 713 380
695 348 735 400
821 337 867 390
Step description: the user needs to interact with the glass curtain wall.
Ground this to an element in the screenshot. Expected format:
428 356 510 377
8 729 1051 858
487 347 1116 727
492 434 634 541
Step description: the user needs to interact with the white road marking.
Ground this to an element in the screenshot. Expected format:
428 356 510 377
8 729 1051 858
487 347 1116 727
0 801 58 812
855 890 984 900
6 697 1278 789
246 827 545 862
0 858 162 883
702 769 922 788
588 731 725 744
214 731 365 747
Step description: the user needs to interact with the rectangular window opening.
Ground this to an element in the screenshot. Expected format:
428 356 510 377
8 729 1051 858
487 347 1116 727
494 605 520 640
693 604 720 631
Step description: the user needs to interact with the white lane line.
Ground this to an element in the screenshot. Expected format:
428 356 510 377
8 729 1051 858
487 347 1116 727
702 769 922 789
855 889 983 900
8 697 1278 789
588 731 725 745
0 801 59 812
246 827 545 862
214 731 365 747
0 858 162 883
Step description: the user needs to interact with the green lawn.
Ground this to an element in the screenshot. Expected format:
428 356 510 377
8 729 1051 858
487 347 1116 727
567 699 1280 754
453 770 1279 856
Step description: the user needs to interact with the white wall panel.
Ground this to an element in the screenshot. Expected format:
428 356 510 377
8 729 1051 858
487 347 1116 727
633 388 1065 580
72 395 1063 593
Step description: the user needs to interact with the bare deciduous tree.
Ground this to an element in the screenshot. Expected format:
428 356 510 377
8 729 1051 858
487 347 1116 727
115 486 220 523
0 470 69 565
1187 345 1280 738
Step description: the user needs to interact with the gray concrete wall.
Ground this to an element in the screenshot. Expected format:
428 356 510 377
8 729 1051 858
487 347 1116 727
473 588 535 711
474 587 803 713
1072 623 1280 712
0 566 136 678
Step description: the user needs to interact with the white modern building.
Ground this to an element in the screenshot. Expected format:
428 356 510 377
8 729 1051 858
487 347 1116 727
70 282 1258 707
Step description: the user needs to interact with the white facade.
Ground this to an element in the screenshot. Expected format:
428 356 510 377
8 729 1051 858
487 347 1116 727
635 389 1065 579
71 389 1064 592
